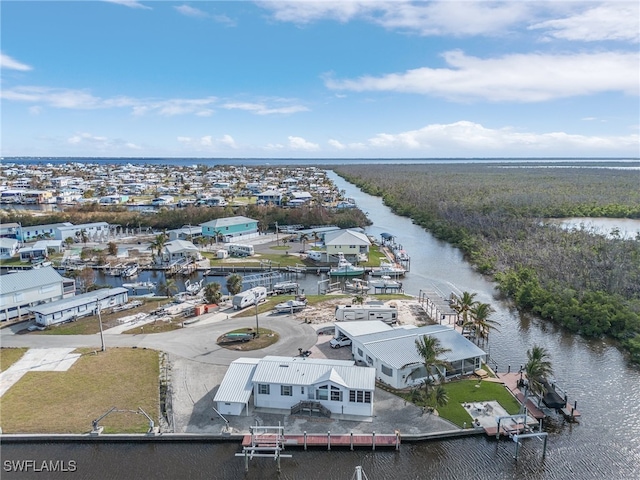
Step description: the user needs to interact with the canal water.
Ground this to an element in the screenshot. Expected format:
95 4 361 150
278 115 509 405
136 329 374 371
4 170 640 479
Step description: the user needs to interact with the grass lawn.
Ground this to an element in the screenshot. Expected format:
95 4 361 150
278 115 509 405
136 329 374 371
217 328 279 351
437 380 521 427
0 347 159 434
0 348 28 372
121 320 183 334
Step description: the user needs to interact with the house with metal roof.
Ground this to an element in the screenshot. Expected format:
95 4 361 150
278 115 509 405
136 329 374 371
336 321 487 390
0 267 75 322
160 240 202 263
0 237 19 259
30 287 128 327
324 229 371 260
200 216 259 242
214 356 376 417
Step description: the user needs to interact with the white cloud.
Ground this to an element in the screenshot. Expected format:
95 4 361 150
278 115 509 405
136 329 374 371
328 139 346 150
325 50 639 102
177 134 238 150
529 2 640 42
361 120 640 153
222 101 309 115
1 53 33 71
68 132 108 146
103 0 151 10
288 136 320 151
175 5 208 18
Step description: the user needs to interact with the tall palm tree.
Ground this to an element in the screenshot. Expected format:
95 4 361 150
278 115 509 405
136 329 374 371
469 302 499 345
158 279 178 298
150 233 168 258
450 291 478 327
415 335 452 390
432 385 449 410
204 282 222 305
226 274 243 296
299 233 310 252
523 344 554 410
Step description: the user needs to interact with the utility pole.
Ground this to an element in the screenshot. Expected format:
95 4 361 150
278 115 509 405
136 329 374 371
255 301 260 337
97 300 106 352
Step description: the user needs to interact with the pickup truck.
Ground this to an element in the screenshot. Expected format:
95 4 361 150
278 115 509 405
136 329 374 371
329 336 352 349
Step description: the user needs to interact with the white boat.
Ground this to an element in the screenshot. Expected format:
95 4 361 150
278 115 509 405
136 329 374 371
122 281 156 292
185 279 203 295
329 253 366 277
274 299 308 313
121 263 139 277
273 282 300 294
344 278 371 293
368 261 406 277
368 275 403 291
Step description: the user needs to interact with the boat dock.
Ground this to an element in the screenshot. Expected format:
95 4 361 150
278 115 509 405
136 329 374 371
241 431 400 451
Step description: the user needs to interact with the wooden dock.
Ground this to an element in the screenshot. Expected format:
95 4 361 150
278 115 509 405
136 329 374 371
242 432 400 450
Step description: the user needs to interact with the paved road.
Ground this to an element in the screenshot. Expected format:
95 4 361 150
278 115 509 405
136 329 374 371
0 312 318 365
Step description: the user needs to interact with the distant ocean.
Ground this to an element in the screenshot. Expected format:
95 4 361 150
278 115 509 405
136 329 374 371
2 156 639 168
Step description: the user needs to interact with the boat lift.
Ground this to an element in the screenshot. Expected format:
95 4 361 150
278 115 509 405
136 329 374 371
495 414 548 461
242 271 284 289
236 424 292 473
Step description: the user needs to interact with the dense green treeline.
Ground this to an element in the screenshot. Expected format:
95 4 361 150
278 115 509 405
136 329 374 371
1 203 370 233
334 163 640 363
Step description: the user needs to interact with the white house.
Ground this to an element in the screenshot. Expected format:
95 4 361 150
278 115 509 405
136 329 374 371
55 222 110 242
0 238 19 259
19 240 64 262
0 267 75 322
324 229 371 260
30 287 128 327
336 322 487 390
215 356 376 417
160 240 202 263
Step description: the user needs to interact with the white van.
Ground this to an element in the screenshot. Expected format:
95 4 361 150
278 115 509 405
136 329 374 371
232 286 267 310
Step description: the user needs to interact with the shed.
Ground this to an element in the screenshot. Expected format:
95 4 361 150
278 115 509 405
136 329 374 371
214 358 260 416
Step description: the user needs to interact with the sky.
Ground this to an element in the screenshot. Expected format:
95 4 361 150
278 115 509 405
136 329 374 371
1 0 639 159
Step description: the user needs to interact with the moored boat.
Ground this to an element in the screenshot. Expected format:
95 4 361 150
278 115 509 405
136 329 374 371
368 275 402 291
368 261 406 277
185 279 203 295
274 299 308 313
121 263 139 277
329 253 365 277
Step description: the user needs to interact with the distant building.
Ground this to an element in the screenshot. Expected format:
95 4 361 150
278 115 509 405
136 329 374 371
201 216 259 242
0 267 75 322
0 238 19 259
256 190 283 206
0 222 21 239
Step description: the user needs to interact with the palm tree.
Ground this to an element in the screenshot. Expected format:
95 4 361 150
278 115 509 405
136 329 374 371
150 233 168 258
523 344 554 410
469 302 499 345
299 233 310 252
204 282 222 305
432 385 449 410
450 291 478 327
158 279 178 298
226 274 243 296
415 335 452 390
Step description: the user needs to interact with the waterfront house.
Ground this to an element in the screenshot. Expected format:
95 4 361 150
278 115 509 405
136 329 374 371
335 321 487 389
324 229 371 260
200 216 259 242
167 226 203 242
0 222 21 239
214 356 376 417
0 267 75 322
160 240 202 263
30 287 128 327
0 238 19 259
18 222 71 242
55 222 110 242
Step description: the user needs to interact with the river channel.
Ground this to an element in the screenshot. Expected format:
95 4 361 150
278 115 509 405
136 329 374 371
3 170 640 479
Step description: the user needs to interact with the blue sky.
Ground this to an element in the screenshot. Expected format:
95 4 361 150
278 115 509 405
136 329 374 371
1 0 638 158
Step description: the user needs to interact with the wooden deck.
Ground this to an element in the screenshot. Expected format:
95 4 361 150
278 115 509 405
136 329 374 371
242 432 400 450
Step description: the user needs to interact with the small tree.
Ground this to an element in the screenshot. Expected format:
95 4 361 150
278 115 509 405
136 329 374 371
204 282 222 305
77 267 96 293
226 274 243 296
107 241 118 256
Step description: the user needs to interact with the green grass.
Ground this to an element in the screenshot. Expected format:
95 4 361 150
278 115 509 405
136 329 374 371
121 320 183 334
437 380 521 427
217 327 279 351
1 347 159 434
0 348 28 372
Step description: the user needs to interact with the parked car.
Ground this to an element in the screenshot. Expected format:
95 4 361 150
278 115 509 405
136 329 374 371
329 336 352 348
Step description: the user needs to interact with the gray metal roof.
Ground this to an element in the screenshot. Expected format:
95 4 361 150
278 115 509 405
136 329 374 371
200 216 257 228
28 287 128 315
252 356 375 390
0 266 64 294
357 325 486 369
214 358 259 404
324 229 371 246
335 321 393 337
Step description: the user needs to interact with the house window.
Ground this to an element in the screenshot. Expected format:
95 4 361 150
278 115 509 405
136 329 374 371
349 390 372 404
301 387 305 395
357 348 363 357
330 386 342 402
258 384 270 395
381 364 393 377
316 385 328 400
366 356 373 365
281 385 292 396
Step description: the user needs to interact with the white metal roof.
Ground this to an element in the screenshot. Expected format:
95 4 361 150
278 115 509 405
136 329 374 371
252 356 375 390
0 266 64 294
356 325 486 369
335 321 393 337
214 358 259 405
324 229 371 246
28 287 128 315
200 216 257 228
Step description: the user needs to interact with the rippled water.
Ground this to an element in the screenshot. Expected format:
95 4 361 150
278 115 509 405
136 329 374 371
4 169 639 479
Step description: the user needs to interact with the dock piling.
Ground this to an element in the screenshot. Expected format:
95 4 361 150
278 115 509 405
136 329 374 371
372 431 376 451
350 432 353 451
327 430 331 451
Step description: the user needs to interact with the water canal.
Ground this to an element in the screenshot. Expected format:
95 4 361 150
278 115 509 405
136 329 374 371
3 170 639 479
